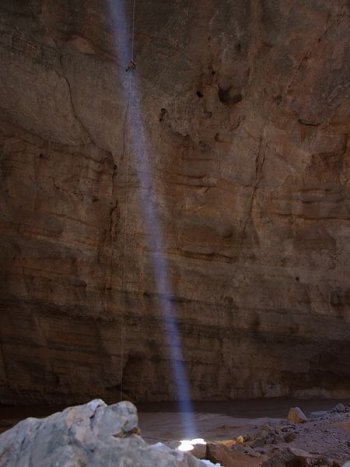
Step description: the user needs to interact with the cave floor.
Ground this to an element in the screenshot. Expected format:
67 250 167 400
1 398 350 464
138 399 350 465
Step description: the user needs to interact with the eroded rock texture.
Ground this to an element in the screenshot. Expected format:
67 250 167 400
0 399 211 466
1 0 350 403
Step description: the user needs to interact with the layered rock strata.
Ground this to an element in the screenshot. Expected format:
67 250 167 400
1 0 350 403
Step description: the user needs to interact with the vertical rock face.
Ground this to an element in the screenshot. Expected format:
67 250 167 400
1 0 350 403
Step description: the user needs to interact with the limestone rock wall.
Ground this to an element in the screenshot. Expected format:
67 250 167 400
1 0 350 404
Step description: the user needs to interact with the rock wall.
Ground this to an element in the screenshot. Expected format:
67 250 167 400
1 0 350 404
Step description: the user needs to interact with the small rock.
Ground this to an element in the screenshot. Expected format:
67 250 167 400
288 407 308 424
206 443 261 467
289 447 313 457
284 432 297 443
251 436 267 448
206 443 239 467
311 457 341 467
242 446 261 457
262 447 341 467
191 443 207 459
280 425 295 432
262 447 312 467
331 403 347 413
249 425 283 448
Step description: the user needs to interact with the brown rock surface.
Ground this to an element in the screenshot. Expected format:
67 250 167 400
1 0 350 404
206 442 263 467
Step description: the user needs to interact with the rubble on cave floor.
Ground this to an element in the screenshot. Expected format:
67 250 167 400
1 401 350 466
184 403 350 466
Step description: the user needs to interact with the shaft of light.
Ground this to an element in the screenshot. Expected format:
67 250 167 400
106 0 196 438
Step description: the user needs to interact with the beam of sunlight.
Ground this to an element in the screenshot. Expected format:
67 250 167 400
177 438 207 452
106 0 196 438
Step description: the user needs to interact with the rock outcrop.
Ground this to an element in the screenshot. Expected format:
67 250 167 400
0 399 214 466
1 0 350 403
